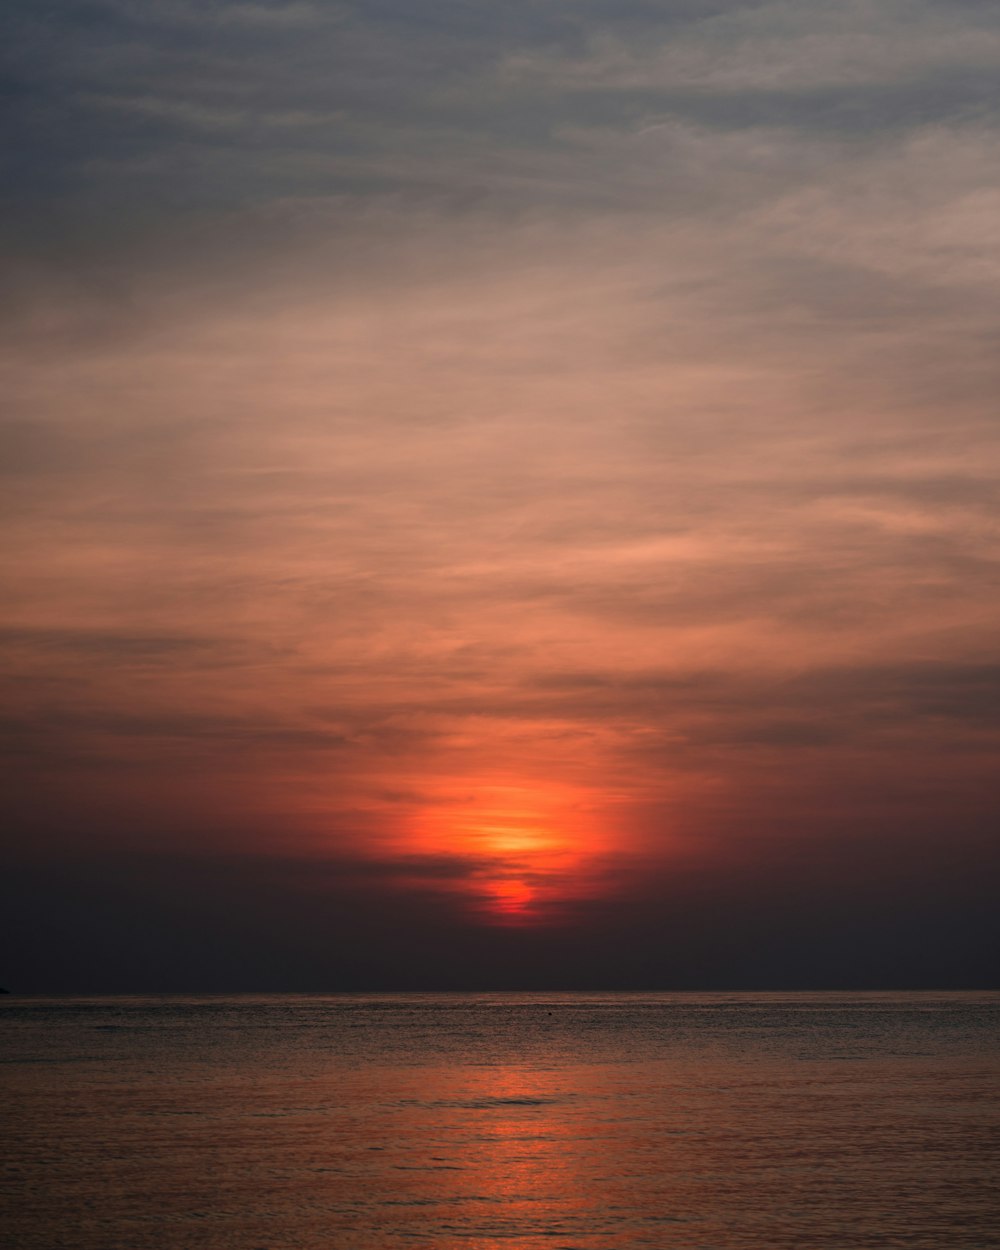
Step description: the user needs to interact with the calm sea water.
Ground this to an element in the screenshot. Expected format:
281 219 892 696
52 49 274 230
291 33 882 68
2 992 999 1249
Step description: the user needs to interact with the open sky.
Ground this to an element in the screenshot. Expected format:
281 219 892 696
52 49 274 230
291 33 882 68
3 0 999 990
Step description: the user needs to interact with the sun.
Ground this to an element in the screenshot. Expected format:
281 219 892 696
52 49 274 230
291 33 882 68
407 778 608 922
490 877 536 915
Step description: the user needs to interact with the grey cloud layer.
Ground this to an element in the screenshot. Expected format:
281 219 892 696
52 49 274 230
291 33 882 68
5 0 1000 217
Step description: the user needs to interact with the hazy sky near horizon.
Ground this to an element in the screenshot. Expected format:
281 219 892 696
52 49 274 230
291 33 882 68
3 0 999 989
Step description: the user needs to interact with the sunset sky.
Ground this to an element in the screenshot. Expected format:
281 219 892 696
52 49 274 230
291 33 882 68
3 0 999 990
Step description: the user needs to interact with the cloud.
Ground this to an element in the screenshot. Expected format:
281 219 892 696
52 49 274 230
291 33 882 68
2 0 999 985
5 831 998 990
501 1 1000 94
6 0 1000 227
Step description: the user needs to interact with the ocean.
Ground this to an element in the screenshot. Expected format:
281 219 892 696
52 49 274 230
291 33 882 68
3 992 998 1249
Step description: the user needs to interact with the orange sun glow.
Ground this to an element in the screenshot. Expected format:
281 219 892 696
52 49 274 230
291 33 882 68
406 779 609 922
